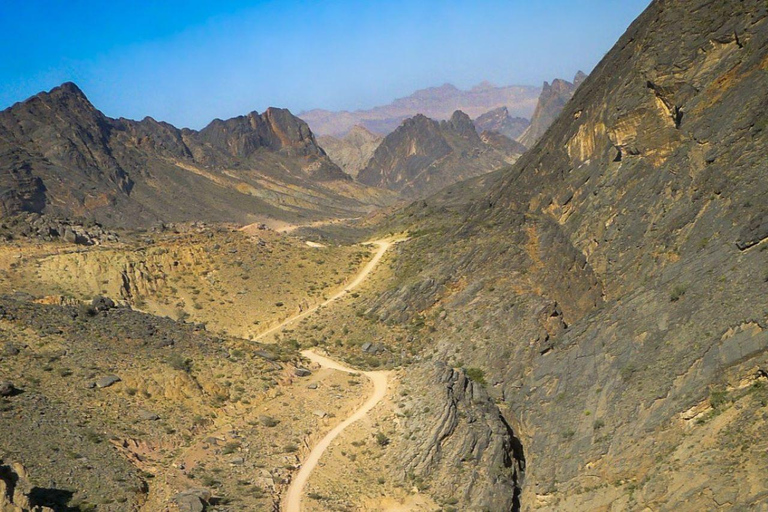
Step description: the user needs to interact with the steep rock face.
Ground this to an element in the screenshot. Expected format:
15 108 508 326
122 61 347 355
474 106 530 141
390 363 525 511
517 72 584 148
300 82 540 136
317 125 383 178
0 83 385 228
372 0 768 510
357 111 522 197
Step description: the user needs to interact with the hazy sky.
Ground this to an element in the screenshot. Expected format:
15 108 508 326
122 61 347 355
0 0 650 128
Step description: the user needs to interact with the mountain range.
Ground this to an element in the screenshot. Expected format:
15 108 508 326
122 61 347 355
0 83 394 228
357 110 523 197
300 82 541 137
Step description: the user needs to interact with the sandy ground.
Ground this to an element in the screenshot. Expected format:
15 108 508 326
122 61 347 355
255 239 392 342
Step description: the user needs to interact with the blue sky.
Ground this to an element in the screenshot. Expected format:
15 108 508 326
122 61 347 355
0 0 650 128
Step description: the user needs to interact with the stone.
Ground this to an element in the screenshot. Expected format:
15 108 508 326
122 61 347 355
254 350 277 361
294 368 311 377
361 342 373 352
0 381 15 397
171 488 211 512
313 410 327 418
138 410 159 421
91 295 116 311
95 375 121 388
307 383 318 390
2 343 19 356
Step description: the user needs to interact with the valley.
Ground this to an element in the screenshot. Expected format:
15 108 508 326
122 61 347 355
2 0 768 511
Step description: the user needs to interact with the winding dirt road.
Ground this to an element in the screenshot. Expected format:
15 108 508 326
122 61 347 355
255 239 391 341
249 236 401 511
282 350 390 512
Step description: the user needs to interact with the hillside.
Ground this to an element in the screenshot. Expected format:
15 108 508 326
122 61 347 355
342 0 768 509
300 82 540 136
357 110 522 197
0 83 394 229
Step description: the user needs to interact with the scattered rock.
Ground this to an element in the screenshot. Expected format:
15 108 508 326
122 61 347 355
229 456 245 465
307 382 318 390
95 375 121 388
294 368 312 377
313 410 327 418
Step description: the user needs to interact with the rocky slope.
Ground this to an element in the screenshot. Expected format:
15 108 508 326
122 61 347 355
0 83 394 228
301 82 540 136
317 125 383 178
357 111 523 197
517 71 586 148
358 0 768 509
474 106 530 141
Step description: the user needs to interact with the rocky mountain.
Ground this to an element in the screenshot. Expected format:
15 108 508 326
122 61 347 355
317 125 383 178
360 0 768 509
300 82 540 136
517 70 586 148
357 110 523 197
473 106 530 141
0 83 394 228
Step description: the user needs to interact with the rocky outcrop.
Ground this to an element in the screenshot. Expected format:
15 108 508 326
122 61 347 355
357 111 522 197
318 125 383 178
0 461 54 512
300 82 540 136
0 83 391 228
473 107 530 141
373 0 768 509
517 71 585 148
393 363 524 511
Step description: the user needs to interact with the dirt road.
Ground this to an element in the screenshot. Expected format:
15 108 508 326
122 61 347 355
282 350 390 512
255 239 392 341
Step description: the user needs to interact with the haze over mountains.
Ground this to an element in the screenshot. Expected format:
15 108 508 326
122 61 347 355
1 1 767 511
300 82 541 137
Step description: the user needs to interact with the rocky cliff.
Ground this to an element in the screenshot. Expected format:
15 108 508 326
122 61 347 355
357 110 523 197
517 71 585 148
366 0 768 509
0 84 393 228
473 106 530 141
318 125 383 178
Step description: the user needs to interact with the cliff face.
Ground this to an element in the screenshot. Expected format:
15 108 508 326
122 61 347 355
318 125 383 178
473 106 530 141
517 72 584 148
369 0 768 509
0 84 390 228
357 111 523 198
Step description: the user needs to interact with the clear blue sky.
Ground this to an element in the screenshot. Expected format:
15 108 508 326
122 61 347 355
0 0 650 129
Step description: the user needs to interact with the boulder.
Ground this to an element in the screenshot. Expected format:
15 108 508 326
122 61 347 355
2 342 19 356
171 488 211 512
0 381 15 397
294 368 312 377
138 410 160 421
95 375 121 388
91 295 116 311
